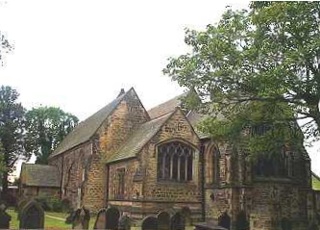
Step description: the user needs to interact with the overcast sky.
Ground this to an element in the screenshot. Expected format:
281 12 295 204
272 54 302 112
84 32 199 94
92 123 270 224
1 0 319 176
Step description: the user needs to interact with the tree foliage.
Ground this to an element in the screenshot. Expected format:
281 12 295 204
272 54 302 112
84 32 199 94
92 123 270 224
164 2 320 155
25 106 78 164
0 143 6 174
0 86 27 194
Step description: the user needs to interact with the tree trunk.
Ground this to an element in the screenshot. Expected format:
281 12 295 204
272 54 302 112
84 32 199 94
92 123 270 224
1 170 8 197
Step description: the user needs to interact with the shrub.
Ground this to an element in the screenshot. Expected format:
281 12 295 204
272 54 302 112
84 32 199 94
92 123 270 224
35 196 71 212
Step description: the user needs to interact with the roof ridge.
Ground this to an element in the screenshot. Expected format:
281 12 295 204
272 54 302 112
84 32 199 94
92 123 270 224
148 92 185 110
147 92 188 119
50 89 130 158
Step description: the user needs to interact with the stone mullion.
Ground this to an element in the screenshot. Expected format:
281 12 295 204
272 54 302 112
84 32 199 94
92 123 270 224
178 155 181 181
185 154 188 180
162 154 166 179
170 155 173 179
212 154 215 184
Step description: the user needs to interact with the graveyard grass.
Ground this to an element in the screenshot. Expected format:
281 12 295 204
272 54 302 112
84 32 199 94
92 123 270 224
313 174 320 191
7 208 96 229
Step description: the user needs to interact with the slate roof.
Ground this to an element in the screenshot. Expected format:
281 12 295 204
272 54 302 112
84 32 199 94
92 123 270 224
147 92 187 119
147 92 210 139
107 112 173 164
50 92 126 158
20 163 60 187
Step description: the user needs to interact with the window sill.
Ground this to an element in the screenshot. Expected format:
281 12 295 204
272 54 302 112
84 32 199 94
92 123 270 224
157 180 196 186
253 176 295 183
115 195 125 200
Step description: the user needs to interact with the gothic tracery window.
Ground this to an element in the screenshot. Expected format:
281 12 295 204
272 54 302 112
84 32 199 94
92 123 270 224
157 141 194 182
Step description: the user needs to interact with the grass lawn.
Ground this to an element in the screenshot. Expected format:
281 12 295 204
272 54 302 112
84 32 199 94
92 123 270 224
313 174 320 191
6 208 96 229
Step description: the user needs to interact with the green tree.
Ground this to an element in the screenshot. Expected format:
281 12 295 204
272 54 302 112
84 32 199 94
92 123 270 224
25 106 78 164
164 2 320 153
0 86 27 195
0 143 6 183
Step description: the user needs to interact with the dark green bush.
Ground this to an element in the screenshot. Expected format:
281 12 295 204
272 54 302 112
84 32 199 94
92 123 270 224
35 196 71 212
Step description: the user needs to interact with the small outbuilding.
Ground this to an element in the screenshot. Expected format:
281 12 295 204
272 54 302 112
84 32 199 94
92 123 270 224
19 163 60 198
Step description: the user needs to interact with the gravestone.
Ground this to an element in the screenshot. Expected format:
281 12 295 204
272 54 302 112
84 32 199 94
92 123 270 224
17 198 29 219
142 216 158 230
19 200 44 229
105 207 120 229
181 207 192 226
67 207 90 229
218 212 230 230
171 212 185 230
158 211 170 230
0 203 11 230
118 214 131 230
93 208 106 229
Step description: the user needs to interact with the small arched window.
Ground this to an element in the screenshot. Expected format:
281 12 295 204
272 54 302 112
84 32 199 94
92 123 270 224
157 141 194 182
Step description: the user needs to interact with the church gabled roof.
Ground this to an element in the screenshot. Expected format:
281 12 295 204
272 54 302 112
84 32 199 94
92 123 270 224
106 112 173 164
147 91 209 139
20 163 60 188
106 106 200 164
50 89 130 158
147 92 187 119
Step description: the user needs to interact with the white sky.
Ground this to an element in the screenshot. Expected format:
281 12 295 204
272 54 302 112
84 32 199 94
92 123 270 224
0 0 319 177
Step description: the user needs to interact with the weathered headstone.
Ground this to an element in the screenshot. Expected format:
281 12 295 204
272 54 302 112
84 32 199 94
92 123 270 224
19 200 44 229
171 212 185 230
218 212 230 230
93 208 106 229
0 203 11 230
181 207 192 226
17 198 28 219
142 216 158 230
105 207 120 229
118 214 131 230
67 207 90 229
158 211 170 230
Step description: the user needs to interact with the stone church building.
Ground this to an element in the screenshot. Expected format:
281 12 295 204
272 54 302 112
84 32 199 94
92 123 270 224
27 88 318 229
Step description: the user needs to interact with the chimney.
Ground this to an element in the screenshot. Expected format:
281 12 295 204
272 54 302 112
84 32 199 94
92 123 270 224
117 88 125 98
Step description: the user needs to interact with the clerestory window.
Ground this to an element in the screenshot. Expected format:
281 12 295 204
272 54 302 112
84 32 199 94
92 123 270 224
157 141 194 182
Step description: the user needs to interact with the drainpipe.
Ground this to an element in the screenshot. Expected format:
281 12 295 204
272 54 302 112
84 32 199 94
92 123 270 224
200 143 206 222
